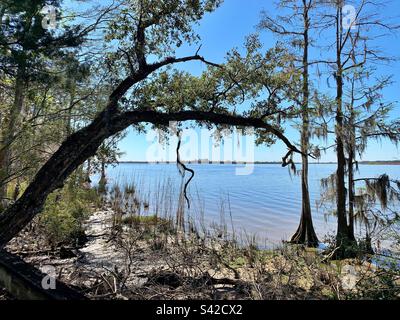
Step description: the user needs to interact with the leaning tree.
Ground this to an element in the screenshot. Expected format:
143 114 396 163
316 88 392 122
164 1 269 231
0 0 303 248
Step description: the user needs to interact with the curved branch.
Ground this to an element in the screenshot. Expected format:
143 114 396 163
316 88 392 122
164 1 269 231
176 135 195 209
117 110 301 153
0 108 300 248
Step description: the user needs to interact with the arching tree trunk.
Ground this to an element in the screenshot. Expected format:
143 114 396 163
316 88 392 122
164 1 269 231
0 107 301 248
0 107 114 247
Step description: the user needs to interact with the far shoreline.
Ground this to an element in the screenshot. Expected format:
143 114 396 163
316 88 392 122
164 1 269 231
117 160 400 165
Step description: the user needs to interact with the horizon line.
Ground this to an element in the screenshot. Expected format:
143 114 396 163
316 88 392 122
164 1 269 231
117 160 400 165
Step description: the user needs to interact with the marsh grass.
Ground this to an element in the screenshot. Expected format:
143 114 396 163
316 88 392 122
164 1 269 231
67 173 400 300
100 209 400 300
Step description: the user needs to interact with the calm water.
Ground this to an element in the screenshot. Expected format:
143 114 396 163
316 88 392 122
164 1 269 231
96 163 399 246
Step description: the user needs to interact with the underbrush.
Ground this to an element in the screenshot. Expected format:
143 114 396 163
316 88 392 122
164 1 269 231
38 180 100 248
5 178 399 300
81 205 400 300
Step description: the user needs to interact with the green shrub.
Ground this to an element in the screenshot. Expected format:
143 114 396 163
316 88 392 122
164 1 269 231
39 184 94 248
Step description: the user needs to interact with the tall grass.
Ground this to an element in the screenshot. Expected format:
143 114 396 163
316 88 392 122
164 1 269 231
96 169 272 251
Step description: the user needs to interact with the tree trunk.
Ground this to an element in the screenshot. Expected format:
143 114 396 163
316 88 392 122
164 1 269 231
0 149 7 210
334 6 355 256
98 160 107 194
347 109 356 241
0 109 112 247
290 1 319 247
85 158 92 184
12 178 20 201
0 65 26 208
335 73 348 243
291 152 319 246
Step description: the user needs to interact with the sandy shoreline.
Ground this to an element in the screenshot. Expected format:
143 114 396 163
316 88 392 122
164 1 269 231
2 207 399 300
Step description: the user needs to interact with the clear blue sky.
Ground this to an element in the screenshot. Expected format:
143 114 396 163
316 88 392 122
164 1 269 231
88 0 400 162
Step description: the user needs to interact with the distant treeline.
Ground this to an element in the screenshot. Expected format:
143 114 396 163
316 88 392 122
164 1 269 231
118 160 400 165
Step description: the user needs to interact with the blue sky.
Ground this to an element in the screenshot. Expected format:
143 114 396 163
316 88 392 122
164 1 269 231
94 0 400 162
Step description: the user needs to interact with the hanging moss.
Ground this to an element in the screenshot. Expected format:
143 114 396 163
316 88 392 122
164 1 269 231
365 174 396 210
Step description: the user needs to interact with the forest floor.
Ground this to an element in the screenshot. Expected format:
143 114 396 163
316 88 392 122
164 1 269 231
3 206 400 300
